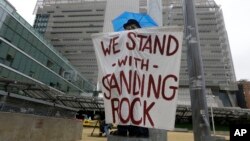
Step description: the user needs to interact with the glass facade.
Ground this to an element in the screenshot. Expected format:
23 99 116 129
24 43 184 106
0 0 94 95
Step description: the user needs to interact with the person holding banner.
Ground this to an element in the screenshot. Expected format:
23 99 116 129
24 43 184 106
93 14 182 137
112 19 149 138
123 19 141 30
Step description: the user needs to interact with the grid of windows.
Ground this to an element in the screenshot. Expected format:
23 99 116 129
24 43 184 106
33 14 49 34
163 0 237 89
34 1 106 84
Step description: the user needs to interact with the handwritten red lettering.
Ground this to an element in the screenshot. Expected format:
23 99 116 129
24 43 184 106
100 36 120 56
110 97 155 126
126 32 136 50
167 35 179 56
102 71 178 100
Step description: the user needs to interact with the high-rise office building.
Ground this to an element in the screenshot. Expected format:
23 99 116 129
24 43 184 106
34 0 238 107
34 0 106 84
162 0 238 107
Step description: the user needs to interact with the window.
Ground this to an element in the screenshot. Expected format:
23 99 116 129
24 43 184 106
22 29 29 40
0 7 4 19
68 14 103 17
53 20 104 23
8 17 17 30
11 52 21 69
46 60 53 68
16 24 23 35
86 31 99 33
66 86 70 92
59 67 64 76
0 41 8 60
50 82 55 87
56 82 61 89
0 24 7 36
24 42 31 53
96 9 104 12
12 34 20 46
6 54 14 65
1 68 9 78
5 28 14 41
29 71 35 77
53 15 64 18
47 11 54 13
32 38 38 47
62 10 91 12
51 31 82 34
18 38 26 51
24 59 32 74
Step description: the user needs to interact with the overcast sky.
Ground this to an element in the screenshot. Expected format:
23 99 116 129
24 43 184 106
6 0 250 81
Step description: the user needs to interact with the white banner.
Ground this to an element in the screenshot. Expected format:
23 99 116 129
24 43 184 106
92 27 183 130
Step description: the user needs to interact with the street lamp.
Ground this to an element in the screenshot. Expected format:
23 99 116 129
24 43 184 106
207 95 216 135
210 95 216 135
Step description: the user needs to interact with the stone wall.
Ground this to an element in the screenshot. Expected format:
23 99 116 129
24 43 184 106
0 112 82 141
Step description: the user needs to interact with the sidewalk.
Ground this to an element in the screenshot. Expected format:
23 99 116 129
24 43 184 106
81 127 230 141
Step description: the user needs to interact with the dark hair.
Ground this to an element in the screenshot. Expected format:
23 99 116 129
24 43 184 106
123 19 141 29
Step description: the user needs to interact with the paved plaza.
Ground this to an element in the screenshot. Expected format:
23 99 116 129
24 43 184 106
81 127 230 141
